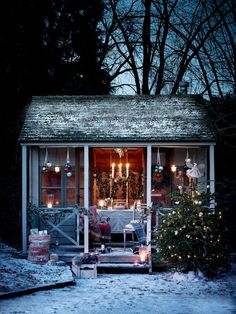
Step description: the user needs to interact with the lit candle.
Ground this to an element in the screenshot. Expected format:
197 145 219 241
126 163 129 178
140 252 147 263
55 166 60 173
139 246 147 263
118 163 122 177
98 199 105 208
47 194 54 208
111 163 115 179
171 164 177 172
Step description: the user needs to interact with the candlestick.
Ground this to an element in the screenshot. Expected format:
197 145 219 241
126 163 129 178
111 163 115 179
118 163 122 177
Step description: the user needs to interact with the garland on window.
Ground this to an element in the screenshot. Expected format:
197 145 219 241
94 169 143 200
93 169 110 199
129 171 144 200
110 180 118 199
151 165 170 190
121 177 128 199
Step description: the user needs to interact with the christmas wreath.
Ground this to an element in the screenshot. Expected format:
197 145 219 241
151 165 170 190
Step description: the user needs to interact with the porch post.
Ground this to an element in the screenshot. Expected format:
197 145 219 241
84 145 89 253
22 145 28 254
209 145 215 208
146 145 152 271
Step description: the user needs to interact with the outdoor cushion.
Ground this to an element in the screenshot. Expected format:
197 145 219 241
130 222 146 245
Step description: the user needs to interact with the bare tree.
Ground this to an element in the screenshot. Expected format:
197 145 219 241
101 0 235 98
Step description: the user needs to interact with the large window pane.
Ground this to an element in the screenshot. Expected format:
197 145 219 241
66 169 76 205
39 147 77 207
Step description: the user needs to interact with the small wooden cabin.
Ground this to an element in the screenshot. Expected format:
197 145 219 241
19 95 216 268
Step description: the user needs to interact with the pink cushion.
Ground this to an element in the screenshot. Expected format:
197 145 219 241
98 223 111 233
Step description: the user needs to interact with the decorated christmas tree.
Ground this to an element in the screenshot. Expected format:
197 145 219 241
153 187 229 274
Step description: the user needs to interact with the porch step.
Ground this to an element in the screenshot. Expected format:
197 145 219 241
97 254 141 264
97 263 150 271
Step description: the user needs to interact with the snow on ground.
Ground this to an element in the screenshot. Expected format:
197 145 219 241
0 243 236 314
0 243 74 295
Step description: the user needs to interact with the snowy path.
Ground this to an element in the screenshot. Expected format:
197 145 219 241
1 272 236 314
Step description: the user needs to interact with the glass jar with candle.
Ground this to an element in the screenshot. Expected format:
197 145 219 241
47 194 54 208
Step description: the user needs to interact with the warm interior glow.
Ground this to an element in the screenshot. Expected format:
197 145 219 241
55 166 60 173
171 164 177 172
98 199 105 207
139 246 148 263
47 194 54 208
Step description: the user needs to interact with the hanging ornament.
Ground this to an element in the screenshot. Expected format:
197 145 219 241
186 163 202 178
47 161 52 168
183 148 193 170
67 172 72 177
154 147 163 175
64 162 72 173
42 148 50 172
64 148 72 174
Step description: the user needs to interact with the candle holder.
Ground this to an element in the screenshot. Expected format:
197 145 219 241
98 199 106 209
139 245 148 264
47 194 54 208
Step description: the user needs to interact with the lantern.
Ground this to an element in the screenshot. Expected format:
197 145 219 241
47 194 54 208
98 199 105 208
55 166 60 173
139 245 148 263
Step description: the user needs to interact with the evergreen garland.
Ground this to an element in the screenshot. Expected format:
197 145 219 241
94 169 110 199
151 165 170 190
129 171 143 200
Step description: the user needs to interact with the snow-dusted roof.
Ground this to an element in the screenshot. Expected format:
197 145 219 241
19 95 216 143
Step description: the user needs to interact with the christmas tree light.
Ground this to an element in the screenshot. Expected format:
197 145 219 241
152 188 229 275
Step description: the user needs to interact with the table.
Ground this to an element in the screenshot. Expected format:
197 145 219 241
97 209 134 233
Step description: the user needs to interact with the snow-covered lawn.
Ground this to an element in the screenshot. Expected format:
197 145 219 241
0 244 74 296
0 243 236 314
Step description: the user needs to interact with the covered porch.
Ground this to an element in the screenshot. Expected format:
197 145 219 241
22 143 215 269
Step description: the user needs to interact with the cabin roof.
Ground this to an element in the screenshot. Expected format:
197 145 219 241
19 95 216 143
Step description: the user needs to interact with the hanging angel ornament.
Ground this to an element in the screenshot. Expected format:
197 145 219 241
64 148 72 176
154 147 163 178
186 163 202 179
183 148 193 170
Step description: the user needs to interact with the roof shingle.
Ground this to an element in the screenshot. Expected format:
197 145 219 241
19 95 216 143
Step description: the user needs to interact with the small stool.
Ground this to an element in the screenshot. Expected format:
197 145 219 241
123 224 135 249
